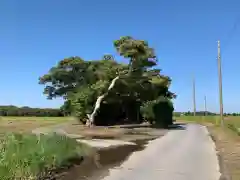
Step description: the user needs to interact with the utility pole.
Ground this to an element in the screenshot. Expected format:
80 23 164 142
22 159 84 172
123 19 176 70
217 40 224 127
193 76 196 116
204 95 207 116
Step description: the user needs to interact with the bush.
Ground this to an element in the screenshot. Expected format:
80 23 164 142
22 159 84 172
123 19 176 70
140 100 155 124
141 96 174 128
0 133 91 180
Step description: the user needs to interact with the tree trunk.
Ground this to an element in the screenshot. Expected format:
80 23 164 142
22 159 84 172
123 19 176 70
86 76 120 127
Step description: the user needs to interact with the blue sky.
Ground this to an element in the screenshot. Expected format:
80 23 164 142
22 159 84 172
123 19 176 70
0 0 240 113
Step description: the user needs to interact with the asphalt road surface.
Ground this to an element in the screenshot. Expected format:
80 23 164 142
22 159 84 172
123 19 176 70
101 124 221 180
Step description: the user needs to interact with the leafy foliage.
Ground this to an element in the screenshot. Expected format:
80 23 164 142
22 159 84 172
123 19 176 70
153 96 174 127
39 57 127 99
40 36 176 127
141 97 174 128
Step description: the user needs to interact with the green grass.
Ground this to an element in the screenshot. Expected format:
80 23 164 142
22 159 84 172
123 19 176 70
175 115 240 134
0 116 70 122
0 133 91 180
175 115 219 124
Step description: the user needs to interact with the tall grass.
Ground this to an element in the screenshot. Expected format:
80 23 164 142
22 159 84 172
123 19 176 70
0 133 91 180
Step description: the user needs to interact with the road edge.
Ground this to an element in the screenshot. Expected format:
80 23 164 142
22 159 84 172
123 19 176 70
209 132 231 180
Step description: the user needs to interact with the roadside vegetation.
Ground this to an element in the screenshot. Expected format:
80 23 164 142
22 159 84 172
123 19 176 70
0 133 91 180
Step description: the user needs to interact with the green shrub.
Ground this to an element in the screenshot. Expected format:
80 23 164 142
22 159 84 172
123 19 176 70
140 100 155 124
153 96 174 127
0 133 91 180
141 96 174 128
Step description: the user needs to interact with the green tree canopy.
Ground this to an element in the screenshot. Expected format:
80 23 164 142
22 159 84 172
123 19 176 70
39 36 176 127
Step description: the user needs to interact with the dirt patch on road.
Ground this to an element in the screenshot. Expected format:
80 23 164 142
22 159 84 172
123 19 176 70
208 126 240 180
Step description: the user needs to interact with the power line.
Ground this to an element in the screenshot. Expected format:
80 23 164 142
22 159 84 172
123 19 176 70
221 15 240 54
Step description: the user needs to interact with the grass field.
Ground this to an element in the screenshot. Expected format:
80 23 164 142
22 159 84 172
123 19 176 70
0 116 70 134
175 115 240 130
174 115 240 139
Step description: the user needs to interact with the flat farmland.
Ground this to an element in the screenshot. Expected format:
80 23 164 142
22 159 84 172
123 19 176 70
175 115 240 128
0 116 70 135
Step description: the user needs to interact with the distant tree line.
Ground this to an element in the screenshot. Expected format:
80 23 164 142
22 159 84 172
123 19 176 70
182 111 217 116
224 113 240 116
174 111 240 116
0 106 63 117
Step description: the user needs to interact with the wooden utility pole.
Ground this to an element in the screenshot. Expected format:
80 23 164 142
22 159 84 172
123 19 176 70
217 40 224 127
204 95 207 116
193 76 196 116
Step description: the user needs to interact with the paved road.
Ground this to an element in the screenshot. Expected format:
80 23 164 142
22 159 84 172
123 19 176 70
101 124 221 180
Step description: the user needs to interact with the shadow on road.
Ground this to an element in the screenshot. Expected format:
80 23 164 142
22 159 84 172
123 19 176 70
59 138 155 180
168 123 187 130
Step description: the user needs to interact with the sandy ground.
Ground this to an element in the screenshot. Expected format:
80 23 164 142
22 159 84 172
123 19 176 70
208 126 240 180
32 121 168 143
32 123 168 149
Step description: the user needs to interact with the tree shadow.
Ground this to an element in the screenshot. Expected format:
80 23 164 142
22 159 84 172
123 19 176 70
167 123 187 130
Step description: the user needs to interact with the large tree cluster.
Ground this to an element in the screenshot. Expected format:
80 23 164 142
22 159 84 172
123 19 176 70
39 36 176 127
